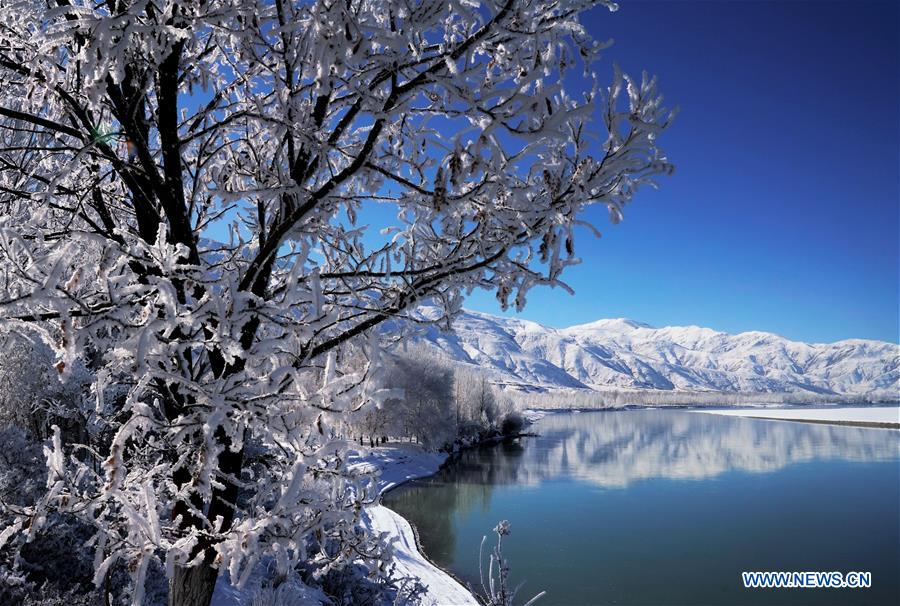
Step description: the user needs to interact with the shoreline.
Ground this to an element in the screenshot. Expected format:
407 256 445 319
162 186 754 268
528 404 900 429
357 433 537 606
379 479 483 605
740 416 899 429
354 445 481 606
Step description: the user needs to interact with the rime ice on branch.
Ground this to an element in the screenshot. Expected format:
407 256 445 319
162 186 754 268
0 0 673 603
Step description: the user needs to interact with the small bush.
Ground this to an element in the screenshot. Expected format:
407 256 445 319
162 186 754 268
500 412 525 436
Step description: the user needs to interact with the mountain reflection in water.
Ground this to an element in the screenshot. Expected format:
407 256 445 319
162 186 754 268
486 410 899 487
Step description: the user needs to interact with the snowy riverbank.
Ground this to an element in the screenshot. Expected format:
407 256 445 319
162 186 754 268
694 405 900 429
211 445 479 606
351 445 480 606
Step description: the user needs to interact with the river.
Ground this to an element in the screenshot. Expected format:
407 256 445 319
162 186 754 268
383 409 900 605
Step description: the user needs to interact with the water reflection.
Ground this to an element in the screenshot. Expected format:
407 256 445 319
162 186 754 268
438 410 900 489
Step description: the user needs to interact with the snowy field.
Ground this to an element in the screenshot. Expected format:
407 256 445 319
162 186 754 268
695 406 900 428
353 446 480 606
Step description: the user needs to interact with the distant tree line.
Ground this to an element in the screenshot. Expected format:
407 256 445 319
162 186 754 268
512 387 896 409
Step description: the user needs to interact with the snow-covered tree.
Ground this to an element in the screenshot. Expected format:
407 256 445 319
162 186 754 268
454 366 502 427
349 345 458 447
0 0 673 603
390 353 456 447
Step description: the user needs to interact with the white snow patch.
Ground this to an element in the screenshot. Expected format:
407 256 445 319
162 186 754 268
695 406 900 428
350 444 450 494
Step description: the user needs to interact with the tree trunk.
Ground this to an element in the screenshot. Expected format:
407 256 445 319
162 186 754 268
167 434 244 606
169 561 219 606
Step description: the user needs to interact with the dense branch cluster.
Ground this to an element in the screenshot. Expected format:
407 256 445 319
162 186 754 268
0 0 672 603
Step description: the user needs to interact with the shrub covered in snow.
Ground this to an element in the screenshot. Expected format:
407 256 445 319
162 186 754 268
0 425 134 605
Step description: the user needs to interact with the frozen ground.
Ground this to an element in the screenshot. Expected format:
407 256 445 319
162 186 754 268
695 405 900 428
353 445 480 606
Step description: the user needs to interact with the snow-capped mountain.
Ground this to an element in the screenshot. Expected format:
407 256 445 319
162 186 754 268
410 309 899 399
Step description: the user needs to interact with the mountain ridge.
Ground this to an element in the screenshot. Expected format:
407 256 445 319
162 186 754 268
409 308 899 399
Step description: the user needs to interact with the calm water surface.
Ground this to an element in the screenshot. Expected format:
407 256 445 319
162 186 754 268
383 410 900 606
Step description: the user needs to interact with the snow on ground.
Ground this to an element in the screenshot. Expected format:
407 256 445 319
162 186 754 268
212 444 478 606
352 444 480 606
350 444 450 494
695 406 900 428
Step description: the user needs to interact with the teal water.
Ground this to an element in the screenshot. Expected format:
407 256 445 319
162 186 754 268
382 410 900 606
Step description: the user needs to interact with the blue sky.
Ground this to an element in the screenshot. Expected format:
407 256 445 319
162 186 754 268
205 0 898 344
463 0 900 344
